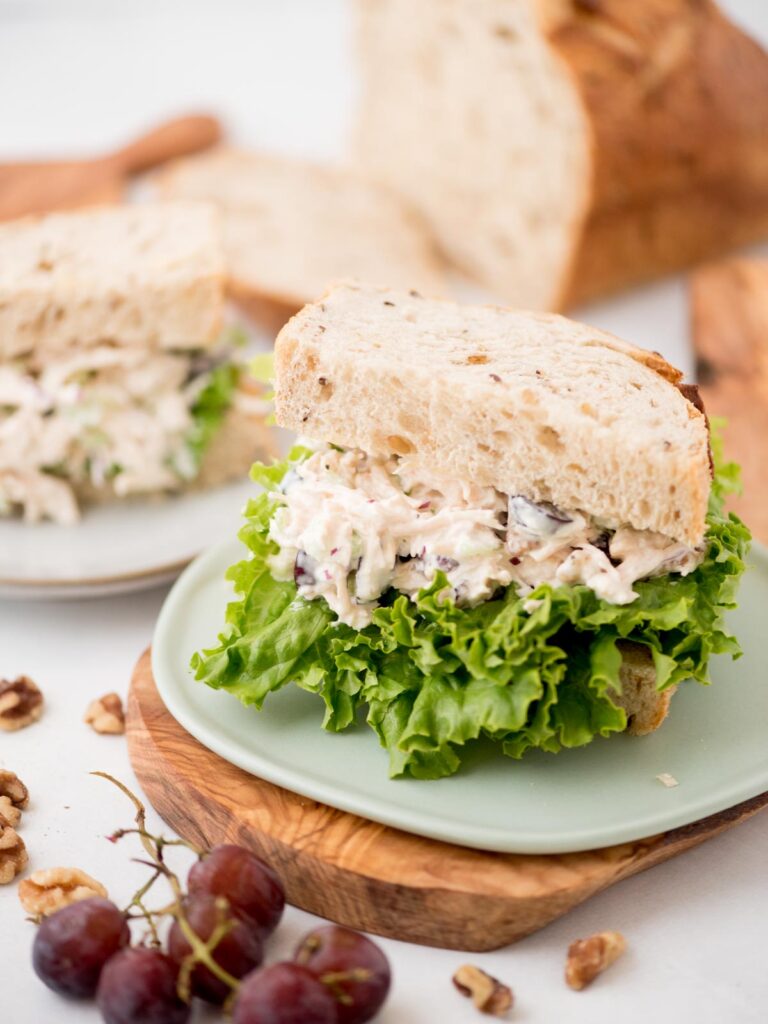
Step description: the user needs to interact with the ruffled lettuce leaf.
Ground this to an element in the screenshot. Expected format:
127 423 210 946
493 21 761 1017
186 362 241 468
192 442 751 779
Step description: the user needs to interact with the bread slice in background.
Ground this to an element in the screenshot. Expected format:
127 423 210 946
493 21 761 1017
691 258 768 544
354 0 768 310
275 281 710 547
0 203 225 363
152 148 448 326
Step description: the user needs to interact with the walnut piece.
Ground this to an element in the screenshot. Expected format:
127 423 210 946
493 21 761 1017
84 693 125 735
0 770 29 828
0 676 44 731
565 931 627 990
18 867 108 917
0 823 28 884
453 964 514 1016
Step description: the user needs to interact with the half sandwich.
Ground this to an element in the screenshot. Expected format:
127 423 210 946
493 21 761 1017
0 203 274 524
194 283 750 779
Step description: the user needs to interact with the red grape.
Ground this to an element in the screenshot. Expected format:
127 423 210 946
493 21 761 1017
96 947 189 1024
167 893 264 1004
295 925 391 1024
232 962 338 1024
32 897 129 998
187 844 285 937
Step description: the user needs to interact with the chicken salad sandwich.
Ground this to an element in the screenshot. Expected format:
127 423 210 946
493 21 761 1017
0 203 273 524
194 282 750 779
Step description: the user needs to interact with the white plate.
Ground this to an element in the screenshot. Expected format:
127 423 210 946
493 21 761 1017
152 538 768 854
0 481 257 600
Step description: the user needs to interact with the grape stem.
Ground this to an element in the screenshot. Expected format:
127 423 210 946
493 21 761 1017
122 866 162 947
91 772 242 1001
319 968 374 1005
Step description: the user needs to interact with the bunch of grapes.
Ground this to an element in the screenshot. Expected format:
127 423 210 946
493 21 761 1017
31 775 391 1024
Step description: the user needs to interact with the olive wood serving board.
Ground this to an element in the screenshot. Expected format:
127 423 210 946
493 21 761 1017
127 650 768 952
690 258 768 544
0 113 221 222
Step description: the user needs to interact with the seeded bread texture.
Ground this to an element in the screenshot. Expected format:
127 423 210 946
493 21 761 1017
274 282 710 546
153 148 447 319
0 203 225 362
615 641 675 736
355 0 768 309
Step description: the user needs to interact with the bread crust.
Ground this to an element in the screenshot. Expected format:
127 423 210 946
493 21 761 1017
614 640 675 736
355 0 768 309
538 0 768 306
228 281 299 336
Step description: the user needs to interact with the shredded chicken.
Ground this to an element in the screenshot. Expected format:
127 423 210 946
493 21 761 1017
0 345 233 524
268 444 704 627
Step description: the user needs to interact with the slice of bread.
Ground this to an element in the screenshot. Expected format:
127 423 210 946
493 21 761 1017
0 203 225 363
615 641 675 736
153 148 448 323
354 0 768 309
194 394 277 490
274 282 710 546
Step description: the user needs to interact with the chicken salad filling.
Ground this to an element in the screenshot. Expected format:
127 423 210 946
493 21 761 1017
268 444 705 628
0 336 249 524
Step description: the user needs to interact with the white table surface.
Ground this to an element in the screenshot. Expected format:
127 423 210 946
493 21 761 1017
2 2 768 1021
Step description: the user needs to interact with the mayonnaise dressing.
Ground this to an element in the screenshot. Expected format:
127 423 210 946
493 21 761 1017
0 346 225 523
268 445 705 627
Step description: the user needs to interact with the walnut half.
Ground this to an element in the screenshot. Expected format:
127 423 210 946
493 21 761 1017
453 964 514 1016
0 823 28 884
18 867 108 918
0 770 29 828
565 931 627 990
0 676 44 731
84 693 125 735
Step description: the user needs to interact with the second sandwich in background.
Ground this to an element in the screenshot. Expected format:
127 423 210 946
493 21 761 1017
0 203 274 524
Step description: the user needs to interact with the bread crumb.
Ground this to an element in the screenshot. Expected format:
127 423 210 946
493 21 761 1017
656 772 679 788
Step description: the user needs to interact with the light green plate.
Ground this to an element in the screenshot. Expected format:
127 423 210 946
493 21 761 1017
152 539 768 854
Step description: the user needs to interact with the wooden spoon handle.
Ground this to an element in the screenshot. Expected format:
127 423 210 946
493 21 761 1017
108 114 223 176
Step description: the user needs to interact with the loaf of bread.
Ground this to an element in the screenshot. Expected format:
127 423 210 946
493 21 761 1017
354 0 768 309
154 148 447 324
0 203 225 362
275 281 710 546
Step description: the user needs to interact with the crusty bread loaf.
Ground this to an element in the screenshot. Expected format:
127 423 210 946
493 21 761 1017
0 203 225 362
691 258 768 546
153 148 447 320
354 0 768 310
274 282 710 546
615 641 675 736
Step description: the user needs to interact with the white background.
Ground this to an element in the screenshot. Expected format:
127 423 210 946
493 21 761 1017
1 2 768 1022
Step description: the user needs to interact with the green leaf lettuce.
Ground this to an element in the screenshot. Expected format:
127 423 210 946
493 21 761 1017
185 362 241 469
191 443 751 779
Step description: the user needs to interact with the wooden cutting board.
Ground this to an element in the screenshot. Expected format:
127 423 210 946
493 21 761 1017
690 258 768 544
0 114 221 222
126 650 768 952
